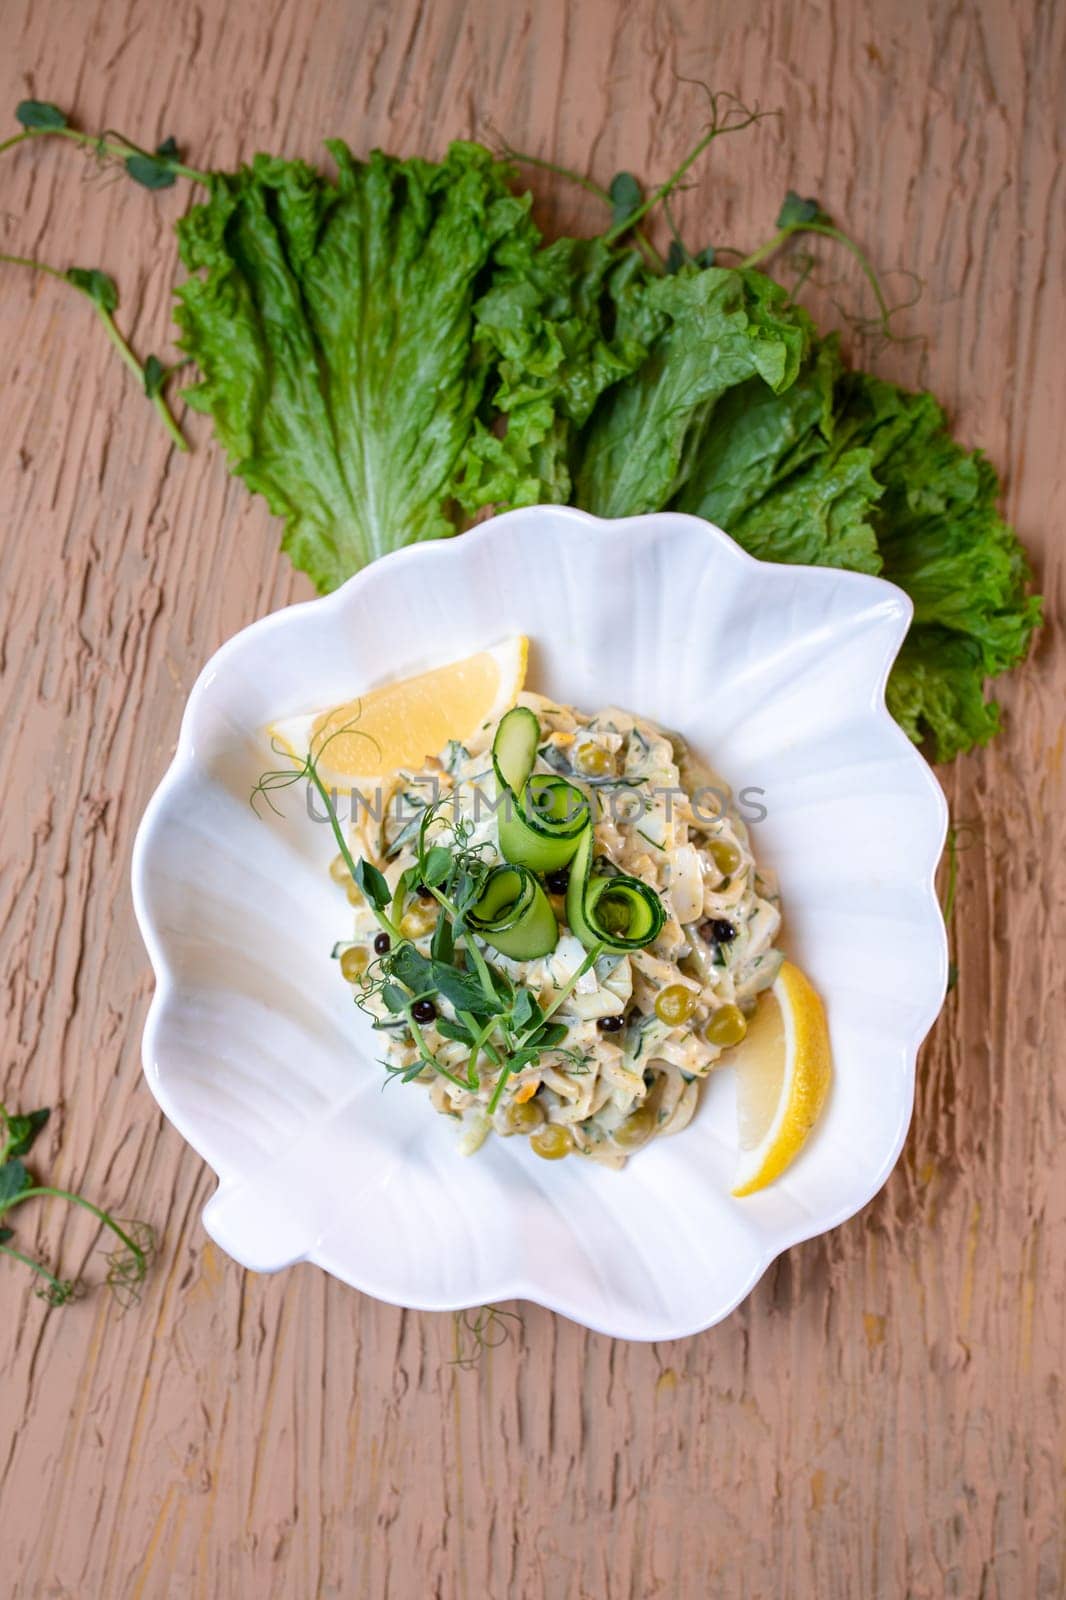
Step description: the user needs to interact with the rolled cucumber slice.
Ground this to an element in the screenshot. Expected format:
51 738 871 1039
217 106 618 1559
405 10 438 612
565 823 666 953
493 707 587 871
493 706 665 954
467 864 559 960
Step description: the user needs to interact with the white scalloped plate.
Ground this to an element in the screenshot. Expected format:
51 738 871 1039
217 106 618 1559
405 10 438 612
132 508 948 1340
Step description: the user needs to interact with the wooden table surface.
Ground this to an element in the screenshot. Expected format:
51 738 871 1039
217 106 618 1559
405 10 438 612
1 1 1062 1595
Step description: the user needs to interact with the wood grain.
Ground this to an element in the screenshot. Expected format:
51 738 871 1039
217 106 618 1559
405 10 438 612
1 0 1063 1595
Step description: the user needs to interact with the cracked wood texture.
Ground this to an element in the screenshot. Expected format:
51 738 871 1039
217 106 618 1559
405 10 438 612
1 0 1063 1595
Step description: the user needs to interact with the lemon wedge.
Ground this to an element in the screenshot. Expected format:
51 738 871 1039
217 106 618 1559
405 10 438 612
730 960 831 1197
269 636 528 787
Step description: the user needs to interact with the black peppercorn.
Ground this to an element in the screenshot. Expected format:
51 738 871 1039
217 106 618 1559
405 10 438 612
597 1013 625 1034
411 998 437 1024
373 932 391 955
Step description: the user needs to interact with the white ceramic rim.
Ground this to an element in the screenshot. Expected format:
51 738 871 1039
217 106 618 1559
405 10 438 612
132 508 949 1338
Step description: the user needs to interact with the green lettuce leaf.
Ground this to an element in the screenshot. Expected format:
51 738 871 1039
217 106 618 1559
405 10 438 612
670 333 1041 760
885 629 1005 760
677 338 842 524
837 373 1042 674
170 136 1039 761
175 143 538 591
572 267 811 517
847 378 1041 760
452 237 655 510
675 338 883 573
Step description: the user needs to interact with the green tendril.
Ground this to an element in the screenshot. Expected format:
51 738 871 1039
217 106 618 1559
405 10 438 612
451 1303 523 1370
0 1102 156 1310
0 1242 83 1306
602 90 776 246
739 220 924 347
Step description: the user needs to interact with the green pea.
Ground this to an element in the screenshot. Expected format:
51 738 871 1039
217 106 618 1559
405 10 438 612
504 1099 545 1134
530 1124 575 1160
612 1106 657 1149
576 744 613 777
706 1004 747 1047
655 984 698 1026
709 838 741 876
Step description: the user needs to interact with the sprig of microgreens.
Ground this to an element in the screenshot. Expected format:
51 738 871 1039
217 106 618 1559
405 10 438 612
0 1103 155 1307
489 129 663 270
368 799 605 1108
253 735 484 1089
498 94 921 346
413 797 506 1013
252 735 605 1109
736 192 925 348
1 100 197 449
407 796 606 1108
601 89 774 247
0 250 189 449
496 88 772 270
1 100 210 186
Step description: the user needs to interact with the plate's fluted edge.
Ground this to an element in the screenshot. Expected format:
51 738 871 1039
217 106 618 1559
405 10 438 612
131 508 950 1341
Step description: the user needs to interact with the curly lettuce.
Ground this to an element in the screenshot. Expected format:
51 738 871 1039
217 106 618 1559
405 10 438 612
676 338 883 573
572 267 810 516
837 373 1042 759
671 341 1041 760
175 143 537 592
170 140 1039 760
451 236 655 510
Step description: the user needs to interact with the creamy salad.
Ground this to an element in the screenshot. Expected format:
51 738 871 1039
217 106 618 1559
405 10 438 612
331 692 783 1167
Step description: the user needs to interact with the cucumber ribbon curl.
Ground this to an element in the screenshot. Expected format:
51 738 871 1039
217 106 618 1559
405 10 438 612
490 706 665 954
466 864 558 960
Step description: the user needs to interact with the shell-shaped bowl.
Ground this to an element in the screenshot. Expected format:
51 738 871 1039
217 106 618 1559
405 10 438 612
132 507 948 1340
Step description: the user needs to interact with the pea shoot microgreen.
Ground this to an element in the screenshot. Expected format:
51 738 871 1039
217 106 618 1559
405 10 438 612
495 89 772 274
3 101 210 185
252 727 605 1111
1 100 200 449
499 88 920 348
736 190 925 348
0 1102 155 1308
0 249 189 450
